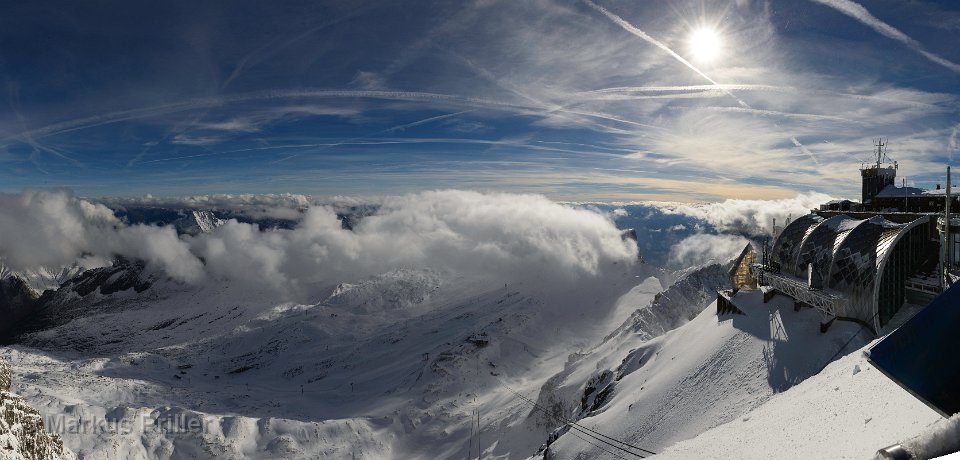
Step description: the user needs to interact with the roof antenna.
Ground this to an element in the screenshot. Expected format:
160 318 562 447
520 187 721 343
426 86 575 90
874 138 886 169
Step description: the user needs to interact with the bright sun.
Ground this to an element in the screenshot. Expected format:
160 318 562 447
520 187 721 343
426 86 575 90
689 27 722 63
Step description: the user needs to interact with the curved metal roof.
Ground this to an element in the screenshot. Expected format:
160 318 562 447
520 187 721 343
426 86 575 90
771 214 823 271
770 213 930 329
796 215 860 281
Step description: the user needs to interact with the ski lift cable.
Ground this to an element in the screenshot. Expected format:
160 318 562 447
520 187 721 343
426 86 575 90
563 427 638 460
493 375 656 458
496 376 650 458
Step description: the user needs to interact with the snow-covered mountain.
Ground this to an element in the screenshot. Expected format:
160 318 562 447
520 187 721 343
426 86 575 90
174 211 227 235
3 252 950 459
0 264 86 294
1 253 670 459
1 358 77 460
0 191 951 459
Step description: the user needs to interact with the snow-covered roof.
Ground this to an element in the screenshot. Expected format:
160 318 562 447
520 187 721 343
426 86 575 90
875 184 957 198
875 184 927 198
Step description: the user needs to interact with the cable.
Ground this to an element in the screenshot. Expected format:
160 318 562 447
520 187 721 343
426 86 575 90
503 380 649 458
493 375 656 458
562 427 636 460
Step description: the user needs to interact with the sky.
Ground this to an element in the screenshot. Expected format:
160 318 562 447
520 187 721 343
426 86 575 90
1 0 959 202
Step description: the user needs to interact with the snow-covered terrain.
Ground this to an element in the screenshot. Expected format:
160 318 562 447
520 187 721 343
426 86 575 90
539 290 944 460
0 189 952 460
1 258 676 459
2 256 950 459
1 357 77 460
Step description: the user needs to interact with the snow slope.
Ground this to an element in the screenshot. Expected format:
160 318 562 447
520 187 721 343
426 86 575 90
540 290 943 459
5 250 942 459
2 259 669 459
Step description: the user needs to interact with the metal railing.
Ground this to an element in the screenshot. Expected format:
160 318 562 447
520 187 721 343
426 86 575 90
755 266 845 318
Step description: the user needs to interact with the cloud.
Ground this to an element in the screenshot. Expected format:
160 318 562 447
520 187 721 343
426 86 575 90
100 193 323 221
580 0 731 95
0 190 115 270
0 189 637 298
668 233 749 268
657 192 835 236
4 0 958 200
191 190 637 293
810 0 960 73
0 189 199 281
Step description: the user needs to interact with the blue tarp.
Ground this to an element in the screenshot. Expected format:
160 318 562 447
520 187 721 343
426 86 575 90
868 281 960 417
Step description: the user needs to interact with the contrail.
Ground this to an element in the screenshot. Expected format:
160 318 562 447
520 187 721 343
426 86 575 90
582 0 819 163
583 84 784 94
683 106 863 124
0 90 526 147
376 111 473 135
791 138 818 164
7 88 81 166
810 0 960 74
220 2 385 90
584 85 946 109
581 0 749 108
448 51 656 134
269 111 474 163
0 89 648 149
144 137 627 164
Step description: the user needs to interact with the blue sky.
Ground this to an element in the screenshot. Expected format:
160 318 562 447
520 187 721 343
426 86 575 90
1 0 958 201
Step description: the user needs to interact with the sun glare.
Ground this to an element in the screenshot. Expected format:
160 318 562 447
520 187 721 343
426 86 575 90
689 27 722 63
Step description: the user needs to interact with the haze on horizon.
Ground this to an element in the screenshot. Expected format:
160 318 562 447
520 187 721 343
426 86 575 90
1 0 958 202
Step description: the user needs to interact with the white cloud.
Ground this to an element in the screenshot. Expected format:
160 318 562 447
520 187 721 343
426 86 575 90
0 189 199 281
0 190 118 271
0 189 637 298
668 233 749 268
658 192 835 236
99 193 325 221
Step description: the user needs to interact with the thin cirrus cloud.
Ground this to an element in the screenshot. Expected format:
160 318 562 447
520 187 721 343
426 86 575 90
810 0 960 74
0 0 957 201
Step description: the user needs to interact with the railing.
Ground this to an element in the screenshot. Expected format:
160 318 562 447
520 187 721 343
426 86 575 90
755 266 845 318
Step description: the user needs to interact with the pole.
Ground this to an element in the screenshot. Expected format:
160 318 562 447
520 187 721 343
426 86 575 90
476 355 481 460
946 166 952 287
903 178 908 211
467 410 474 460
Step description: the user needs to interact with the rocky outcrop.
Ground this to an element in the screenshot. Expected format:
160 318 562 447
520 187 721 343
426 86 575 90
51 258 151 298
0 359 77 460
0 360 9 392
607 262 731 342
0 277 40 339
3 259 155 344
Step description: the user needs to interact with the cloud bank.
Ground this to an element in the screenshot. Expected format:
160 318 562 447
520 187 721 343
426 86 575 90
656 192 835 236
0 190 637 297
668 234 750 269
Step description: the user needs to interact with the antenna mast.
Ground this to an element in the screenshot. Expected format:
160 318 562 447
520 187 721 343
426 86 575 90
874 138 886 169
